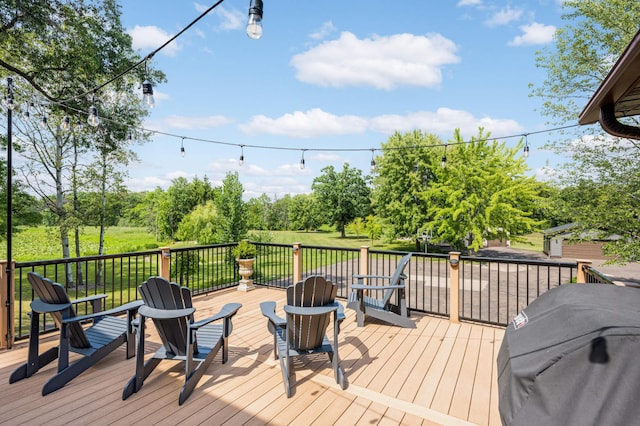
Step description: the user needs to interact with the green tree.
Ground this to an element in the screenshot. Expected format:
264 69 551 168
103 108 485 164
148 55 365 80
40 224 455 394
1 0 163 275
246 194 272 230
312 163 371 238
531 0 640 261
426 129 542 251
372 130 443 239
215 172 246 243
127 188 167 240
364 215 383 244
268 195 292 230
176 201 219 244
289 193 323 231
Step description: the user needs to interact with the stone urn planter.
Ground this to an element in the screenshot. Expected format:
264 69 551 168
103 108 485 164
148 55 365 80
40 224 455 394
232 241 257 292
236 258 255 291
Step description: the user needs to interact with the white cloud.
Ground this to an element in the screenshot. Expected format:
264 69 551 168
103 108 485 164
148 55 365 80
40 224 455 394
457 0 481 6
239 107 522 139
508 22 556 46
240 108 368 138
161 115 233 130
214 6 245 31
309 21 337 40
127 25 181 56
369 108 523 137
290 32 460 90
485 7 523 27
195 3 243 31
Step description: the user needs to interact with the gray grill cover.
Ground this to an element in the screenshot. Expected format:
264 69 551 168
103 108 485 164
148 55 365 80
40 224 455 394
497 284 640 425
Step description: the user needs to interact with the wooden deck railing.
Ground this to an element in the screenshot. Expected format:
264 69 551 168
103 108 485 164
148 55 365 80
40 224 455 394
0 242 596 348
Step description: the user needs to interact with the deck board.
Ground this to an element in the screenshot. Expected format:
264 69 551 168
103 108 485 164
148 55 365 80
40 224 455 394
0 286 503 425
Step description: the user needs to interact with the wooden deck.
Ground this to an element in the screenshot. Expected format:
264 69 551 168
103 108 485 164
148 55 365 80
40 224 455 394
0 286 504 425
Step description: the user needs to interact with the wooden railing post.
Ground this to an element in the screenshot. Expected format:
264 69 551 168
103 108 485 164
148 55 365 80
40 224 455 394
449 252 460 323
576 259 592 283
160 247 171 280
293 243 302 284
359 246 370 283
0 259 15 349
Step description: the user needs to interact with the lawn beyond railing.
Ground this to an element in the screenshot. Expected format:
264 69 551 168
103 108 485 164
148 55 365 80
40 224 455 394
3 243 587 344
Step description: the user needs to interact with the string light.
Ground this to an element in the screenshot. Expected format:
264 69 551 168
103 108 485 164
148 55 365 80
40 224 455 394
246 0 264 40
142 60 155 108
441 145 447 168
523 133 530 158
239 145 245 166
370 148 376 171
300 149 305 170
61 116 70 131
180 137 186 157
40 115 47 128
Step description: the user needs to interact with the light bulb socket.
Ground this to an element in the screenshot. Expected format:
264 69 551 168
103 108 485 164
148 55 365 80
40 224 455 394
142 81 155 108
180 146 185 157
40 116 48 128
61 116 70 130
239 154 244 166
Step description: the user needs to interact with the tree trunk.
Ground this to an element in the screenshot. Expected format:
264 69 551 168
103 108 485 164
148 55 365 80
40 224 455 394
72 143 84 286
56 145 74 287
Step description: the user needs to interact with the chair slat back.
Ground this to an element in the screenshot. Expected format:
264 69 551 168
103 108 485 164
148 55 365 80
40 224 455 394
286 276 337 351
382 253 412 305
27 272 90 349
139 277 192 356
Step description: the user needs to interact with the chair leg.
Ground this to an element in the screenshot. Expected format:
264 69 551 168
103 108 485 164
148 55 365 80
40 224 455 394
10 311 59 383
44 335 126 396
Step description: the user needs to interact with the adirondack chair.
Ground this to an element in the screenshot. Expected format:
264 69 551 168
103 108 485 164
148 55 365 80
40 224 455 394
9 272 142 395
260 275 346 398
122 276 242 405
347 253 415 328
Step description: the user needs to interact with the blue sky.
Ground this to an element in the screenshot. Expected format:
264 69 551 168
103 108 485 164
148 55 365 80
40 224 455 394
119 0 567 199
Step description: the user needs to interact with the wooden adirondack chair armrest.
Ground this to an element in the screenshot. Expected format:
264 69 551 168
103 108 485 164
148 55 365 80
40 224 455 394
352 274 393 281
260 301 286 328
190 302 242 330
337 302 345 322
30 298 72 314
138 305 195 320
351 283 404 290
64 300 144 324
283 302 339 317
71 294 108 305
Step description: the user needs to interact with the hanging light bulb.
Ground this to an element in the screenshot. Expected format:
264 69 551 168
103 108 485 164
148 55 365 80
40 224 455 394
239 145 245 166
246 0 264 40
61 115 70 131
142 60 155 108
300 150 305 170
142 80 155 108
87 105 100 127
441 145 448 168
22 103 30 120
40 115 48 128
127 132 133 143
523 134 530 158
370 149 376 172
28 101 35 114
180 138 186 157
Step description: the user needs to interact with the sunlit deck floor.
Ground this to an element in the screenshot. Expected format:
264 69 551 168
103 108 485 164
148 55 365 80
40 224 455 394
0 286 504 426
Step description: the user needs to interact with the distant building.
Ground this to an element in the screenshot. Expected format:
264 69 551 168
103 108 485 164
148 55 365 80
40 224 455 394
543 223 619 259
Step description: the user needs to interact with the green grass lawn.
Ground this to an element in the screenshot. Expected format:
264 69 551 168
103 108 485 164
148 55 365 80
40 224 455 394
7 226 543 262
